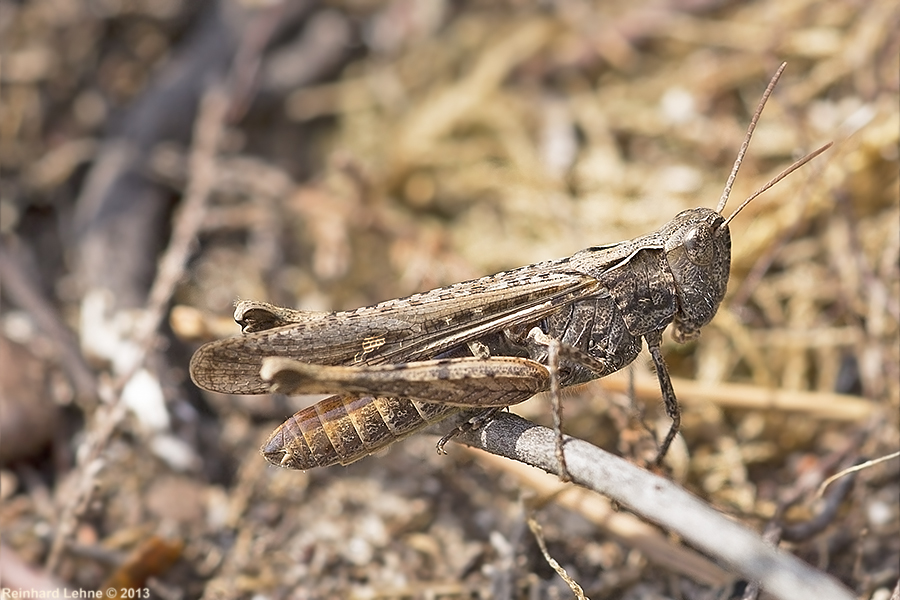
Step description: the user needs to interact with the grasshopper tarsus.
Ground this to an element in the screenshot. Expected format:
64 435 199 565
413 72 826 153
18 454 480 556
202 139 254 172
189 66 830 475
435 407 503 456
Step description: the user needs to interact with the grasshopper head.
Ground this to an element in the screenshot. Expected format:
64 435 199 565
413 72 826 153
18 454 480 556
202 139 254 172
664 207 732 343
657 66 831 345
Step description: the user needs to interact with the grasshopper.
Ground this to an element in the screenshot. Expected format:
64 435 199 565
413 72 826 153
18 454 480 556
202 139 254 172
189 64 830 474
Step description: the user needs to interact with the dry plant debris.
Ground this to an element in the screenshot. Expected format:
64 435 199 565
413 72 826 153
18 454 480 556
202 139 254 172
0 0 897 599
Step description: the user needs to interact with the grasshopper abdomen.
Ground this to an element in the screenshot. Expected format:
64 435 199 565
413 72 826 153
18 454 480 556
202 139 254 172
262 395 459 469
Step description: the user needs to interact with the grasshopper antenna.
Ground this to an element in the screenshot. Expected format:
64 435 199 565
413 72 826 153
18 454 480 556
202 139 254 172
720 142 832 229
715 62 787 215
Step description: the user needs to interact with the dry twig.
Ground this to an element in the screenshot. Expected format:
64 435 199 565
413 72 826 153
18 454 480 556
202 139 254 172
451 412 856 600
45 89 229 573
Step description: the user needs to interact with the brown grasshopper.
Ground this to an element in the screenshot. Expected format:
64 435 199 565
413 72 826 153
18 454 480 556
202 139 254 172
189 64 830 474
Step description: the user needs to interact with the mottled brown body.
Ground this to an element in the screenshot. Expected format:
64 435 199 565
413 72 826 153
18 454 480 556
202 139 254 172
191 207 732 469
188 65 830 471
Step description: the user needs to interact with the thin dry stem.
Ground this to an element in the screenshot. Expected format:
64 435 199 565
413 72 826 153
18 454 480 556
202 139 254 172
598 370 875 421
816 451 900 500
527 515 589 599
45 88 229 573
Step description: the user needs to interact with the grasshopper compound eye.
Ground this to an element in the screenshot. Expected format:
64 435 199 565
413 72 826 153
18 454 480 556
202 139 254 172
682 225 713 266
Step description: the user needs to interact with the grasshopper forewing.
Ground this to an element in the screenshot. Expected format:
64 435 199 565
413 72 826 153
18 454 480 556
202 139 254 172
189 63 831 472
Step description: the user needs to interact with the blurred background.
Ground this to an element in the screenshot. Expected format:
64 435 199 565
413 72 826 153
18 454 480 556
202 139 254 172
1 0 897 598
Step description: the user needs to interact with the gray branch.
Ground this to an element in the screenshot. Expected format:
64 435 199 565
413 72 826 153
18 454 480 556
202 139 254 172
448 412 854 600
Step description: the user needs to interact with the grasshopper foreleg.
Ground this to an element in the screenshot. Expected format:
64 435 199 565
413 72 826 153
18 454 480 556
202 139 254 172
644 329 681 467
527 326 683 471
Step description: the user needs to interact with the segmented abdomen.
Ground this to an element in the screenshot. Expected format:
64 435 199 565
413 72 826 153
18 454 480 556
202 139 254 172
261 395 460 469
